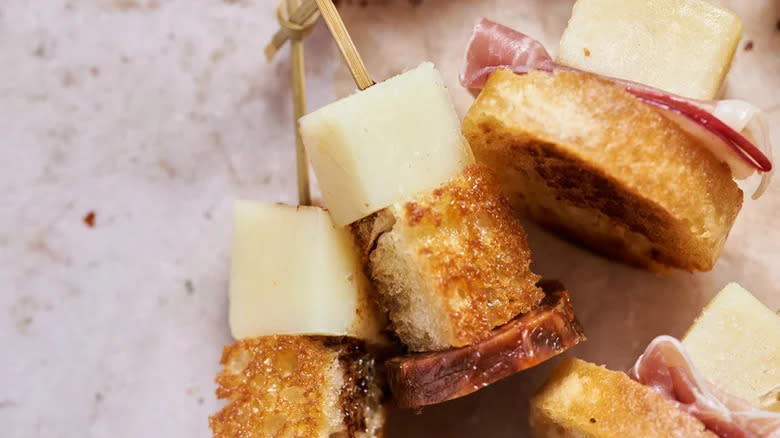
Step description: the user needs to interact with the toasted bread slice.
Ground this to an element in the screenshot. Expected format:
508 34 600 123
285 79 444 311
210 336 385 438
352 164 543 352
462 70 743 272
530 358 717 438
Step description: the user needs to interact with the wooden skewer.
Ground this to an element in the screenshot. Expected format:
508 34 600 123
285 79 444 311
268 0 371 202
314 0 375 90
265 0 319 61
286 0 311 205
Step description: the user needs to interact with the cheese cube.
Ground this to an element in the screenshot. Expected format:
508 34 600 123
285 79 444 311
228 201 384 342
683 283 780 411
299 62 474 227
558 0 742 100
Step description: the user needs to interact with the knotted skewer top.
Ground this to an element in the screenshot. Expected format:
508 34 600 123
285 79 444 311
265 0 320 61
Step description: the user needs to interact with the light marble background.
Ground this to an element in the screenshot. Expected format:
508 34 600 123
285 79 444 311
0 0 777 437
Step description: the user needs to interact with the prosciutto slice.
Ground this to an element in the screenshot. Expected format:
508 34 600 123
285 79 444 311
460 18 773 199
461 18 556 89
629 336 780 438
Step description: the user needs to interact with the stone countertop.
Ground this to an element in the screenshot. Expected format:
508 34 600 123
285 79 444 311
1 1 778 437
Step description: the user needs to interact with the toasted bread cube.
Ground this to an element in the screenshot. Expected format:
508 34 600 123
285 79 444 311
352 165 543 351
462 70 742 272
210 336 385 438
299 62 474 227
229 202 384 342
529 358 717 438
558 0 742 99
683 283 780 411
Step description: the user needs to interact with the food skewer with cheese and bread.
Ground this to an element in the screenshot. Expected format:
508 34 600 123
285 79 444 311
460 0 773 272
299 0 585 408
212 5 388 436
211 2 586 435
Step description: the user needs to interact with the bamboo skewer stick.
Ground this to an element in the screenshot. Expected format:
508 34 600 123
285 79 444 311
313 0 375 90
265 0 319 61
268 0 372 203
286 0 311 205
268 0 317 205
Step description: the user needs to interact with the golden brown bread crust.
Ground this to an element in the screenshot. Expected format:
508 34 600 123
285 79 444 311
352 164 544 351
210 336 386 438
210 336 338 438
462 70 743 272
530 358 718 438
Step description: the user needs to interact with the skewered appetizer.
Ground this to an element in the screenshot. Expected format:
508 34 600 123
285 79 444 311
460 0 773 272
300 62 585 407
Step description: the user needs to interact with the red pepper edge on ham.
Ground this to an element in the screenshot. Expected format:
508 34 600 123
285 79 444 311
460 18 773 198
629 336 780 438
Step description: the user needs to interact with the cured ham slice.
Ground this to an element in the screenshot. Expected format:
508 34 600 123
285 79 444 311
630 336 780 438
461 18 555 90
460 18 772 198
385 281 585 408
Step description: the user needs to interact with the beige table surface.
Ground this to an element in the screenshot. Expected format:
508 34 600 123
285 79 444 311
1 1 777 437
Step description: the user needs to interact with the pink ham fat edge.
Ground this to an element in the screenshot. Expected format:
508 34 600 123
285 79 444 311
629 336 780 438
460 18 772 174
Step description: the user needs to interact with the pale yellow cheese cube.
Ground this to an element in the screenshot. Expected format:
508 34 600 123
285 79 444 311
683 283 780 411
558 0 742 99
228 201 384 342
299 62 474 227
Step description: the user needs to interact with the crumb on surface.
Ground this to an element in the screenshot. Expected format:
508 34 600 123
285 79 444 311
83 211 96 228
61 71 74 87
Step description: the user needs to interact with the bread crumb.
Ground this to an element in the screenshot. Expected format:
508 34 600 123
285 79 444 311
83 211 96 228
